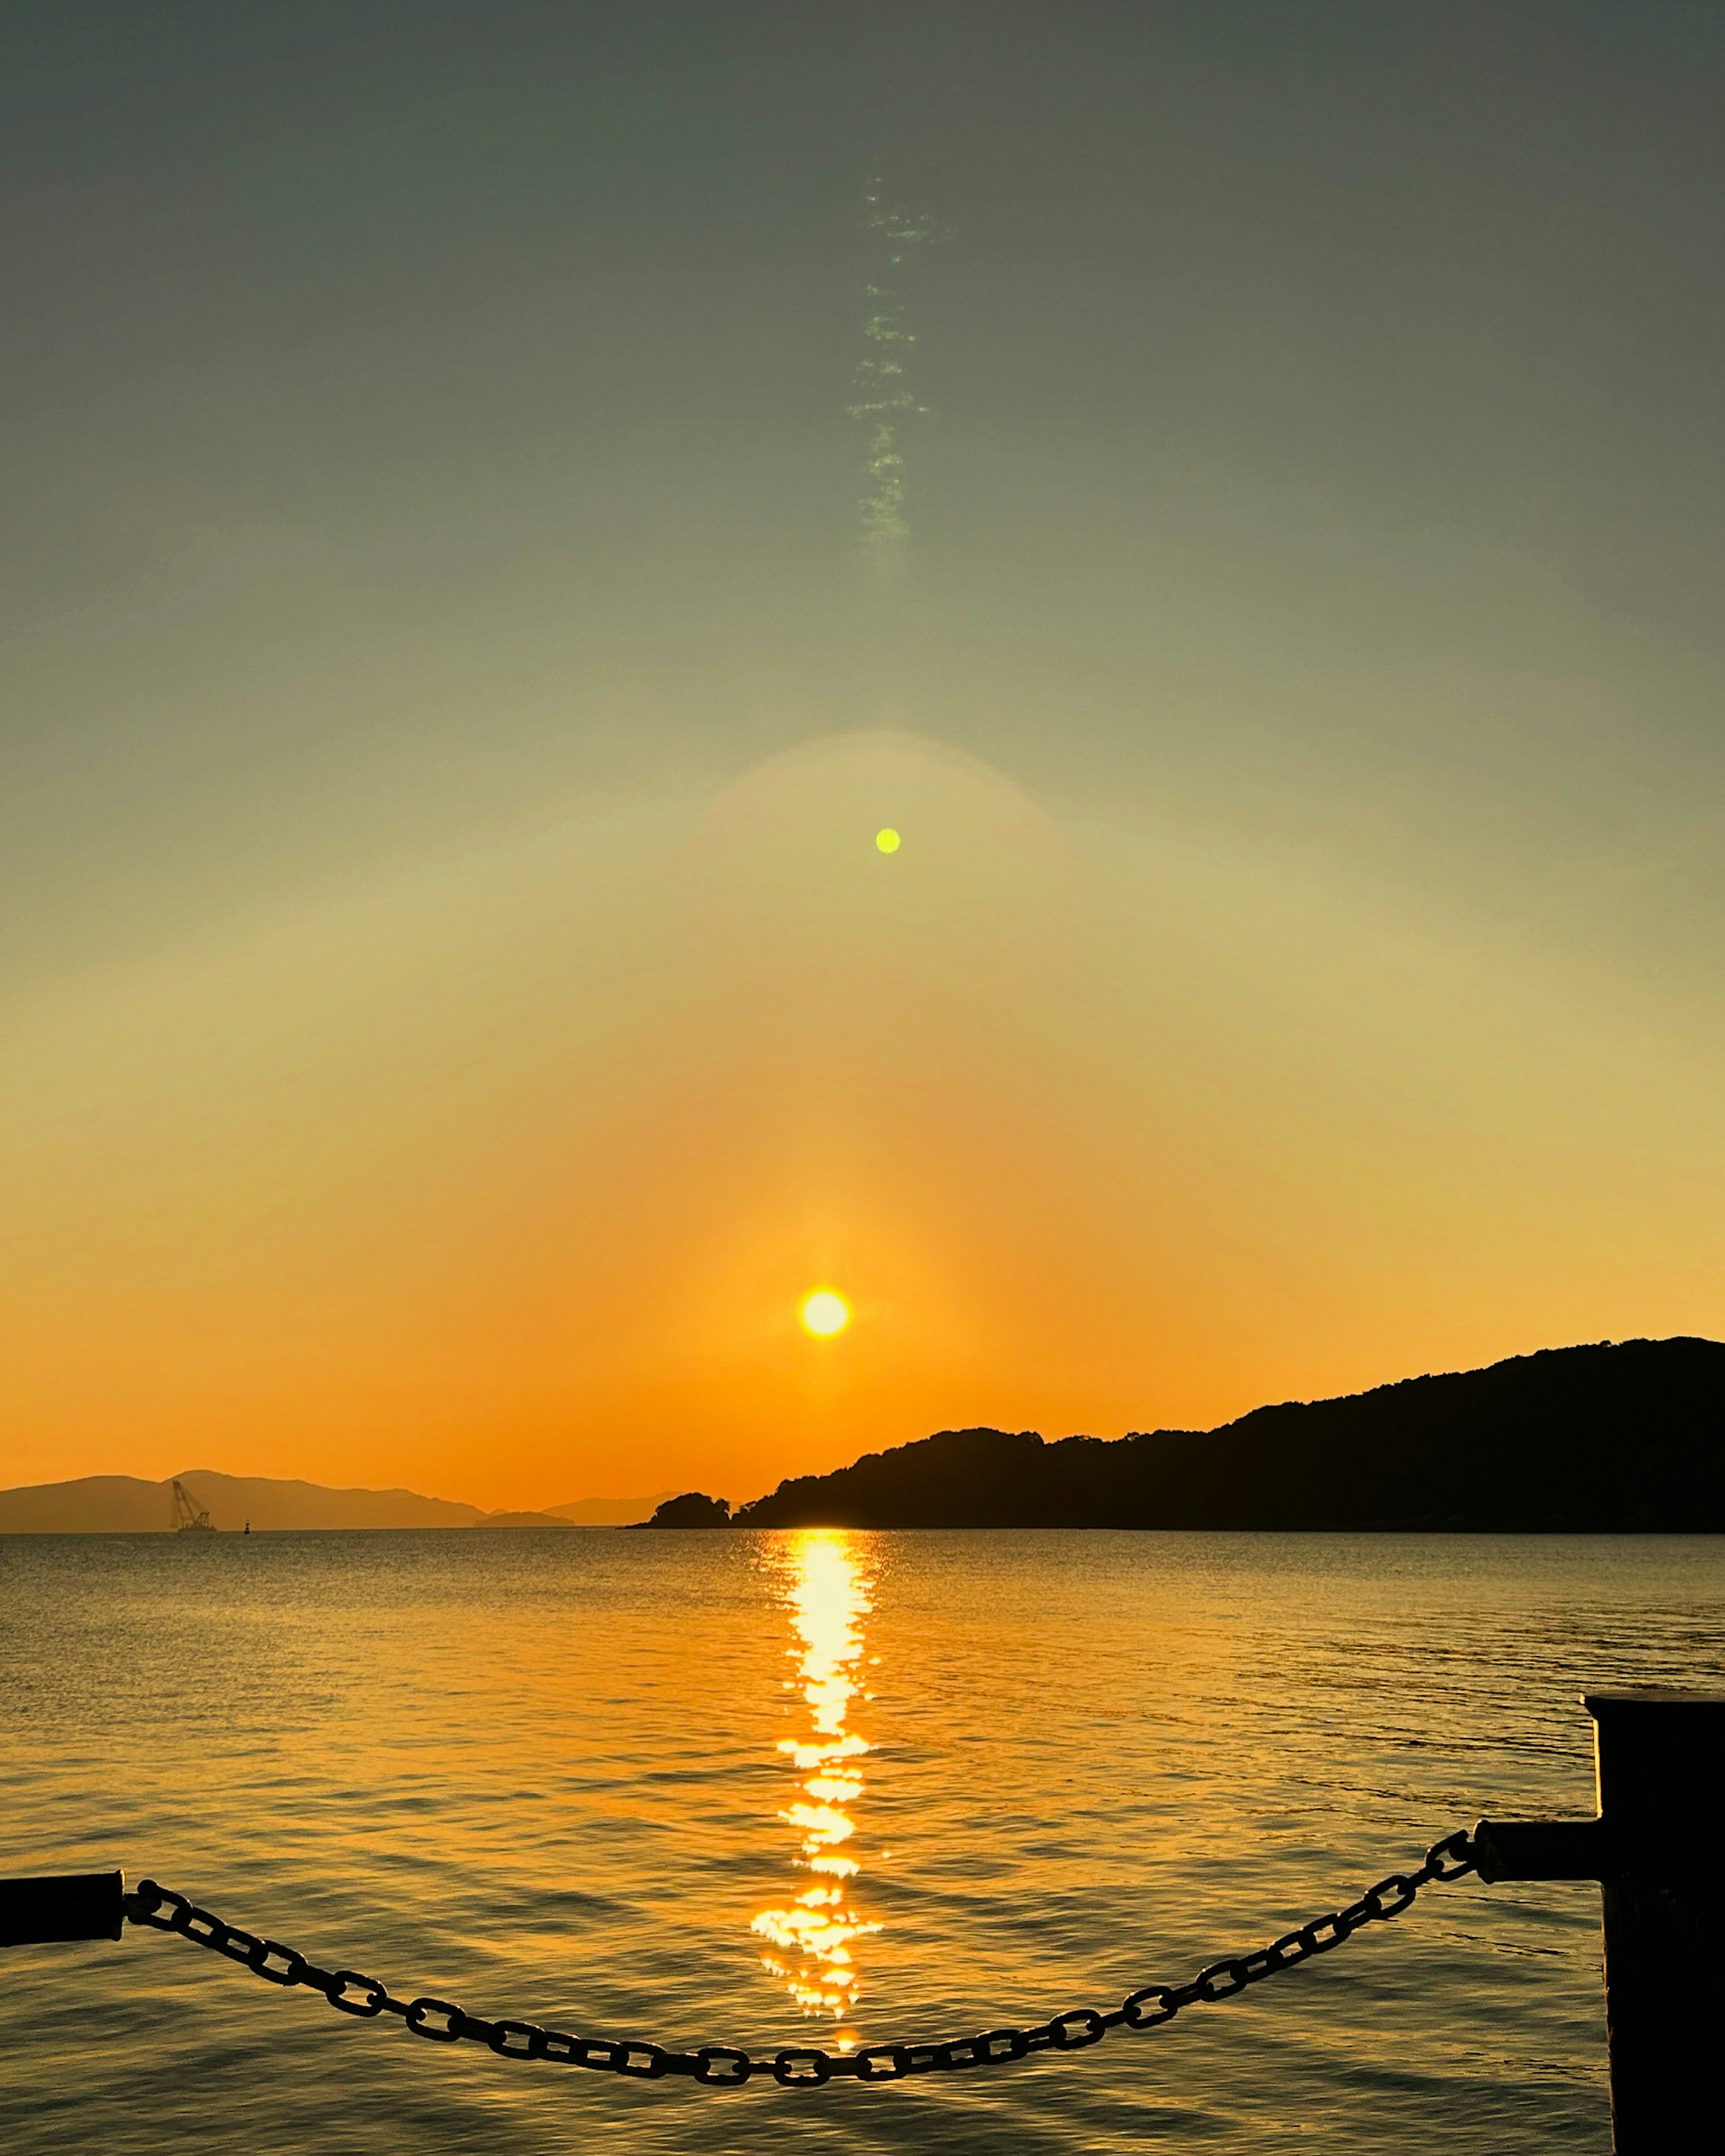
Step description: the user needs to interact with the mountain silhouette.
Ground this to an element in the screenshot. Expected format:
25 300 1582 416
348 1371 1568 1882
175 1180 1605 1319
709 1339 1723 1532
0 1472 678 1534
0 1471 487 1533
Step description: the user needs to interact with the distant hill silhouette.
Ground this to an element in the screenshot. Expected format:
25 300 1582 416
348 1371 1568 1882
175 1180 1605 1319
720 1340 1723 1532
0 1471 674 1534
0 1471 486 1533
546 1493 672 1525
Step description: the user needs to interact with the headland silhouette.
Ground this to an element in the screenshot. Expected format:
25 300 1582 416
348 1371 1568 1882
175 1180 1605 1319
641 1337 1724 1532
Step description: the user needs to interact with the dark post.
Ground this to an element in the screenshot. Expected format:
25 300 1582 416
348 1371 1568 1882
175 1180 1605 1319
0 1871 126 1947
1589 1690 1725 2150
1474 1688 1725 2156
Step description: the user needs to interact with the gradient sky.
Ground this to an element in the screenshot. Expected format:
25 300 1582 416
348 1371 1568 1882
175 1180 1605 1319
4 1 1722 1508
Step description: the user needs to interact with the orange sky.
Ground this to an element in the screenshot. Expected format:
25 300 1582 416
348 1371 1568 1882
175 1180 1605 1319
4 727 1719 1510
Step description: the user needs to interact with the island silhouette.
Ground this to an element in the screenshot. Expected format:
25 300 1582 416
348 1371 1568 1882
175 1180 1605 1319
641 1337 1725 1532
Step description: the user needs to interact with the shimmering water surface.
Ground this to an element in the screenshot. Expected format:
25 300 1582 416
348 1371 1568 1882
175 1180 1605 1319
4 1529 1724 2153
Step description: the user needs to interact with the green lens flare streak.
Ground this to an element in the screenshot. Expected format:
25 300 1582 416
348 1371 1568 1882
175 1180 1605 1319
848 181 936 560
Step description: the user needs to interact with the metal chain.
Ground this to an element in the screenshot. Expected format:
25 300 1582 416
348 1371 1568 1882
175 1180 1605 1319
125 1829 1475 2089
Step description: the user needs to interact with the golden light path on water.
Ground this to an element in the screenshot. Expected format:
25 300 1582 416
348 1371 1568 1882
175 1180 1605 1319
751 1534 881 2044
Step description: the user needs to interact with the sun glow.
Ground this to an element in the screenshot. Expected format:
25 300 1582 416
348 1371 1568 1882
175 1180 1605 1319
799 1289 851 1337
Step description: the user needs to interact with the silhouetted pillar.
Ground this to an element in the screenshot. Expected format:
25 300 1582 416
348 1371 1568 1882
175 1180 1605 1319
0 1870 125 1947
1475 1688 1725 2155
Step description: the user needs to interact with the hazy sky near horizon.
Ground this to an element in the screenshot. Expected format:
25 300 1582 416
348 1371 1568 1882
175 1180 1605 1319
4 0 1723 1508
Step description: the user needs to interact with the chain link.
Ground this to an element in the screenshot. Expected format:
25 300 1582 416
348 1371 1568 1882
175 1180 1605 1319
124 1829 1474 2089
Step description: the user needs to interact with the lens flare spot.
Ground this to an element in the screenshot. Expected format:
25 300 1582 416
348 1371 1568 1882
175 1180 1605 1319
800 1290 851 1337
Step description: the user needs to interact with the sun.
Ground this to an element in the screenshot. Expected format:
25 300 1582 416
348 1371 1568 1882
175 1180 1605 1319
800 1290 852 1338
874 827 900 853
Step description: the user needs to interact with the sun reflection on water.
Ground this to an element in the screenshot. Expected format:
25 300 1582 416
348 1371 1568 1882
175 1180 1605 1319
751 1533 881 2043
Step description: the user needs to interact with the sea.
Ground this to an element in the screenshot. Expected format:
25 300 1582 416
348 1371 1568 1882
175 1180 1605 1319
3 1529 1722 2154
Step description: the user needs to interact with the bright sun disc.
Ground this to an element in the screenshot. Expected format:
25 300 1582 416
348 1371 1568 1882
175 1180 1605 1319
874 828 900 853
800 1290 851 1337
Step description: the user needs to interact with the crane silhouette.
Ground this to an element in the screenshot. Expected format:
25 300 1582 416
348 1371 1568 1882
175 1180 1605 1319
169 1481 215 1533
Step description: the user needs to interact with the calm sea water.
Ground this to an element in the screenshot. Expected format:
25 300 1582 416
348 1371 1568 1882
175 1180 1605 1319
3 1529 1723 2153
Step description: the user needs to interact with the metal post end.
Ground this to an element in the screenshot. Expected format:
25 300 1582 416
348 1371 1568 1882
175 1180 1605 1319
1471 1818 1609 1885
0 1871 127 1948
